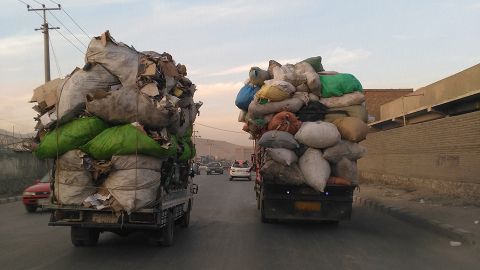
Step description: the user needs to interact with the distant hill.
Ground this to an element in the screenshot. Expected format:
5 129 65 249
194 138 253 161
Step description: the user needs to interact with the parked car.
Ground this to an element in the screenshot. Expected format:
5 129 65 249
229 160 252 181
22 172 51 213
206 162 224 175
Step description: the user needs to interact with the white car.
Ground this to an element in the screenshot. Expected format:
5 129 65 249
229 160 252 181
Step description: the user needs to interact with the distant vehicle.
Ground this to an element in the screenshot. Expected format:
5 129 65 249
191 163 200 175
22 172 51 213
206 162 224 175
229 160 252 181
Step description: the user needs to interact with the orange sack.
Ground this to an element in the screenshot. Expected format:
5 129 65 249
326 176 352 186
267 111 302 135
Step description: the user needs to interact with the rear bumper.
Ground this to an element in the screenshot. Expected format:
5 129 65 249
261 184 355 222
230 172 251 178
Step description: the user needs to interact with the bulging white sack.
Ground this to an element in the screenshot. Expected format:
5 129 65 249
266 148 298 166
298 148 330 192
294 121 340 149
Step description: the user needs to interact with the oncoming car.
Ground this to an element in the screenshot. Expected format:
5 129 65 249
229 160 252 181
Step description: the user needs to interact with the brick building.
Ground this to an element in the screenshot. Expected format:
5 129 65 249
359 64 480 199
363 89 413 122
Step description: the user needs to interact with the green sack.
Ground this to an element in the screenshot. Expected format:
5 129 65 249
300 56 324 72
35 117 108 159
320 74 363 98
178 136 195 161
80 124 177 160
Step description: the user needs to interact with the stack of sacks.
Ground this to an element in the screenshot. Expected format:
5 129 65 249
30 31 201 214
235 56 367 192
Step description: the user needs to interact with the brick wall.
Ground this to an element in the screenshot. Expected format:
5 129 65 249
358 111 480 197
364 89 412 122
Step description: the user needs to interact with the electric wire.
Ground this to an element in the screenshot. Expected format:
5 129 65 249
49 34 62 77
47 10 88 48
195 123 245 134
31 9 85 55
48 0 91 39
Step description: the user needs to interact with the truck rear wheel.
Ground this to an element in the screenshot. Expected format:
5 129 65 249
260 199 272 224
71 227 99 247
161 211 174 246
180 201 191 228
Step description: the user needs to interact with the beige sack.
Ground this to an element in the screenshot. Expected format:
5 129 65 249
104 168 161 214
324 104 368 123
248 92 318 118
332 117 369 142
55 150 96 205
57 65 120 124
320 91 365 108
85 31 140 86
86 86 179 131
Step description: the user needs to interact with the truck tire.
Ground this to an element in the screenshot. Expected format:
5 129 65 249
25 204 37 213
180 201 192 228
260 199 272 224
71 227 99 247
161 211 174 246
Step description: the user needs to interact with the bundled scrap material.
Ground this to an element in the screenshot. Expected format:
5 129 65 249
235 56 367 192
30 31 202 214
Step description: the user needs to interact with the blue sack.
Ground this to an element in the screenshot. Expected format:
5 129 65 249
235 84 259 111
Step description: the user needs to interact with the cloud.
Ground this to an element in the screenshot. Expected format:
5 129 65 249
392 34 413 41
469 2 480 9
324 47 371 66
0 34 41 57
195 82 244 98
207 58 300 77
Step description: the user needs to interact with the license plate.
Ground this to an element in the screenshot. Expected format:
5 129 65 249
294 201 321 211
37 198 50 206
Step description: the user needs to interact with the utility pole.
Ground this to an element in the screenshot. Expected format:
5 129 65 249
27 3 61 83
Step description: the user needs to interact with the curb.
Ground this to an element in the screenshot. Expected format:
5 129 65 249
354 196 476 246
0 196 22 205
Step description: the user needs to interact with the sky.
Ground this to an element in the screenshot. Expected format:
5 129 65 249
0 0 479 146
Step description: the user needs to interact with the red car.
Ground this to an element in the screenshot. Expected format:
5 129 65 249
22 172 51 213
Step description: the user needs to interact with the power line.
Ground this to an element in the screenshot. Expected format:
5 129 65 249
31 9 85 56
195 123 245 134
49 34 62 77
48 0 91 40
48 10 88 48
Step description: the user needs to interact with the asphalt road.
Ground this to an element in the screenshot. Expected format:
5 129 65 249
1 173 479 270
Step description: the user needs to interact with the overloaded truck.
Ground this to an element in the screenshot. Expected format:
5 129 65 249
253 145 356 223
48 158 198 246
234 57 367 223
30 31 202 246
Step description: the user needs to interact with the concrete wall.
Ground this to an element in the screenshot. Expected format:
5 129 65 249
358 111 480 199
0 150 52 196
380 63 480 120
